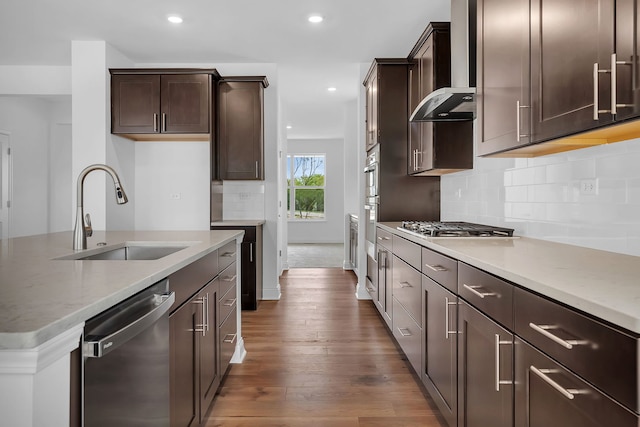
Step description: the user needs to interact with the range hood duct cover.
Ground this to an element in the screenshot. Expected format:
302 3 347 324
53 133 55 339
410 0 476 122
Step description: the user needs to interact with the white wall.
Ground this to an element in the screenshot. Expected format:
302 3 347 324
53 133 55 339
441 133 640 256
0 96 71 237
287 138 345 244
134 141 210 230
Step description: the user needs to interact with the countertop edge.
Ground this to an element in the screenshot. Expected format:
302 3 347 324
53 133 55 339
378 222 640 335
0 230 244 350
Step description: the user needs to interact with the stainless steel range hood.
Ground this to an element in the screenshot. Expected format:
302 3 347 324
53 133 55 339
410 0 476 122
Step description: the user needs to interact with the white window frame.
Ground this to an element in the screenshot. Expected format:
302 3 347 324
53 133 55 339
286 153 326 221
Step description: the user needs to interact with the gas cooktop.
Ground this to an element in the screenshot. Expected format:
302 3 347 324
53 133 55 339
398 221 515 237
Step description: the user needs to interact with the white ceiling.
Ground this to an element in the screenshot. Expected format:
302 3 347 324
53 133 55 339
0 0 451 139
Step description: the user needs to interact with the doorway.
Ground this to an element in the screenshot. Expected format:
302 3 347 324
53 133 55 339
0 132 11 239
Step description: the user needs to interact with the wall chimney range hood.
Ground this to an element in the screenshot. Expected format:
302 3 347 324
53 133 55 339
410 0 476 122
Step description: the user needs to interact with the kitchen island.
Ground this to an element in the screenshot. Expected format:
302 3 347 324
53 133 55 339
0 229 244 427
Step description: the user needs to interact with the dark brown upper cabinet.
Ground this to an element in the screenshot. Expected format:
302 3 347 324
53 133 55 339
407 23 473 176
217 77 268 180
110 69 218 141
478 0 640 157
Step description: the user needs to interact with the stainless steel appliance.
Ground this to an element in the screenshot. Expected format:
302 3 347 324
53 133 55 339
364 148 379 259
398 221 514 237
83 279 175 427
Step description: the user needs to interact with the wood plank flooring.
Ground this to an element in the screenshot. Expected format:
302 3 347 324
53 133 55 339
205 268 446 427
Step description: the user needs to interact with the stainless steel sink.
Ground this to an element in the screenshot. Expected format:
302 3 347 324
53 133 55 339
56 243 190 261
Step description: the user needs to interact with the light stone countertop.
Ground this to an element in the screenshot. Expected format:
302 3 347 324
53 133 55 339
379 222 640 335
0 229 243 350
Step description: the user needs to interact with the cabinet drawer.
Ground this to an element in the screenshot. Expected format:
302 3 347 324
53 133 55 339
514 287 638 412
218 284 237 326
218 262 237 299
392 235 421 270
169 250 218 310
458 262 513 329
421 247 457 293
392 256 422 326
515 338 638 427
220 306 237 374
392 298 422 375
218 240 237 271
376 227 392 250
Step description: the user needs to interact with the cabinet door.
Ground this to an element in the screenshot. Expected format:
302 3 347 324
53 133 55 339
458 301 513 427
530 0 615 142
160 74 209 133
170 302 198 427
422 276 457 427
408 61 423 173
218 81 264 180
197 280 219 424
514 338 637 427
614 0 640 121
111 74 161 134
476 0 530 156
365 71 378 151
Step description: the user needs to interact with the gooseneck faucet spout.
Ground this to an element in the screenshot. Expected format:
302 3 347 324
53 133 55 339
73 164 128 250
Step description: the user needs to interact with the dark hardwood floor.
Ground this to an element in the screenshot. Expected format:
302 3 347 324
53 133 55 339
206 268 446 427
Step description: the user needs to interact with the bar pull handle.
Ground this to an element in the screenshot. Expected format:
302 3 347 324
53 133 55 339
530 366 589 400
495 334 513 391
223 298 237 307
399 281 413 288
221 251 236 257
250 242 254 263
223 333 237 344
611 53 634 115
462 284 496 299
162 112 167 132
397 327 412 337
153 113 158 132
516 100 530 142
255 161 259 178
425 264 447 272
593 62 612 120
445 297 458 339
222 274 237 282
529 323 589 349
192 296 207 336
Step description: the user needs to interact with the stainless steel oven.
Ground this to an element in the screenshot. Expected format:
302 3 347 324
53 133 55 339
364 147 379 259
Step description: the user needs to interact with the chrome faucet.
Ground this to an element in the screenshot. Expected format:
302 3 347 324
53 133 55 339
73 164 128 250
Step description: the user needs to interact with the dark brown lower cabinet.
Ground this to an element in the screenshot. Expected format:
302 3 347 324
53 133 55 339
514 338 637 427
170 278 220 427
458 300 513 427
377 247 392 328
422 276 457 427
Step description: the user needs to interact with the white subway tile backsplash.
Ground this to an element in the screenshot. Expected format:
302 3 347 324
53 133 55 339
442 136 640 257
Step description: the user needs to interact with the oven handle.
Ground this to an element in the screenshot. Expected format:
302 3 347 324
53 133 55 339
83 291 175 358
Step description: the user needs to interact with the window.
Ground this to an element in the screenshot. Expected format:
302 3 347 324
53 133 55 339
286 154 325 220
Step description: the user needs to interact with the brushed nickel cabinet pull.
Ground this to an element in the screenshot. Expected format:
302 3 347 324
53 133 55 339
462 284 496 299
223 298 237 307
222 275 237 282
223 333 237 344
192 297 206 336
611 53 634 115
399 281 413 288
495 334 513 391
530 366 588 400
445 297 458 339
516 100 530 142
162 112 167 132
153 113 158 132
255 161 259 178
593 62 612 120
425 264 447 272
397 327 412 337
529 323 588 349
221 251 236 257
250 242 254 262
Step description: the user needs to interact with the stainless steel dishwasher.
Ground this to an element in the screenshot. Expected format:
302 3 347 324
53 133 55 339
83 279 175 427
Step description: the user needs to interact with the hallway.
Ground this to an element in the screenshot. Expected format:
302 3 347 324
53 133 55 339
206 268 446 426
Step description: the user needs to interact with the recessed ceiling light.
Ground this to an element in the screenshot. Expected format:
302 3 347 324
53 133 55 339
308 15 324 23
327 87 337 92
167 15 183 24
286 125 292 129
